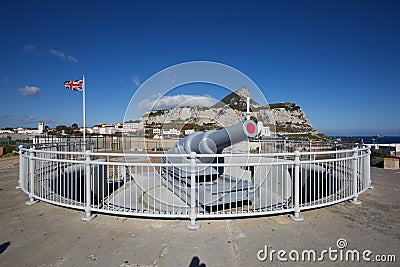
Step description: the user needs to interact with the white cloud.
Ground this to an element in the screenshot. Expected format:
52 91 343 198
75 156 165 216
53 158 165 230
151 92 162 98
49 49 78 62
0 114 13 120
132 75 141 87
42 117 58 124
0 114 59 127
18 115 37 123
2 76 9 83
137 94 217 110
23 44 36 53
17 86 41 97
165 71 176 84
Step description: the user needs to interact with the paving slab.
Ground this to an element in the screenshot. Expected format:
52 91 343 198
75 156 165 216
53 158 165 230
0 162 399 266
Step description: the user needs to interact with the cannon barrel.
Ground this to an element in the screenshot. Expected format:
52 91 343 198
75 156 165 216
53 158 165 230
170 120 258 155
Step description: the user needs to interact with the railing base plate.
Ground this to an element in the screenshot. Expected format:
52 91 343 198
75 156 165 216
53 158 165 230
350 199 362 205
289 214 304 222
81 214 97 221
26 200 39 205
186 221 200 230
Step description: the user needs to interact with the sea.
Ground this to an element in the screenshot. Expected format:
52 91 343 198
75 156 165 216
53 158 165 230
330 136 400 144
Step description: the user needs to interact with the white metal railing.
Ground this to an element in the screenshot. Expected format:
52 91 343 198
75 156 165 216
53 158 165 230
18 143 371 229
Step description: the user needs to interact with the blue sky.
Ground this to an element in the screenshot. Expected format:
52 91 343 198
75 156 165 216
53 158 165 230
0 0 399 136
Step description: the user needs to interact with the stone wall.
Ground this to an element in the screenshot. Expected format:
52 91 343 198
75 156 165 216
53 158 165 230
384 158 399 170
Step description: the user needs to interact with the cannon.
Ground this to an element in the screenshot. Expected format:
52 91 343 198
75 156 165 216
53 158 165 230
159 120 259 210
161 120 258 177
170 120 257 154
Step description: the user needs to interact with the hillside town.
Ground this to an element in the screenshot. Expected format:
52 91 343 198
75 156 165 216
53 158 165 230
1 120 213 138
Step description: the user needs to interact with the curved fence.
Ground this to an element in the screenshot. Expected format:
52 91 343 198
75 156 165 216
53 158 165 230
18 142 371 229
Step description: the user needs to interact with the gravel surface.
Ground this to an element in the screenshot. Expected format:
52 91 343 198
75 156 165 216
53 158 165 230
0 156 19 170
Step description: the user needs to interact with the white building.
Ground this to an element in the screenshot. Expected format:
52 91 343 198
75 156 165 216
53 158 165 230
257 121 271 137
38 122 44 134
153 128 161 135
124 120 144 130
162 128 180 136
80 127 95 134
16 128 38 135
86 125 116 135
115 122 124 129
122 120 144 133
99 127 116 135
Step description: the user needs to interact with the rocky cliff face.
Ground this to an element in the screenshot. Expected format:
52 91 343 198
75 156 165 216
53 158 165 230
268 102 314 133
141 87 317 134
213 86 260 111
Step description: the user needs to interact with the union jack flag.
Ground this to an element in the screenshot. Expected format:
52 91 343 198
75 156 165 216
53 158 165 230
64 79 83 92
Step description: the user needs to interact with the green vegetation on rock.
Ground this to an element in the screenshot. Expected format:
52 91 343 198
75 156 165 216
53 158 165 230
268 102 301 112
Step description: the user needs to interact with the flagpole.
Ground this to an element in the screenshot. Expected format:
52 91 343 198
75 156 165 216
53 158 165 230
83 75 86 151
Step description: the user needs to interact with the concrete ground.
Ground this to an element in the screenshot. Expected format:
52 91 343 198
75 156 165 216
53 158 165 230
0 157 399 267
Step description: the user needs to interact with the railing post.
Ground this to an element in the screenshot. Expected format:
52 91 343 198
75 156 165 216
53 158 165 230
17 145 24 189
350 148 362 204
283 138 287 153
90 141 94 152
290 150 304 221
26 146 38 205
81 150 96 221
187 152 200 230
366 147 373 189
